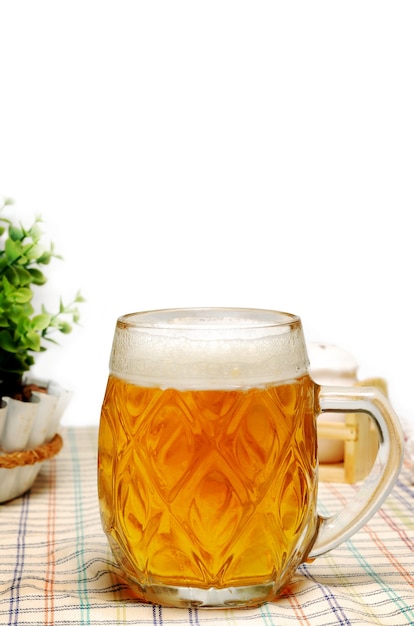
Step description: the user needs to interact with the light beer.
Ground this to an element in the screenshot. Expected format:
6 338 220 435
98 374 318 594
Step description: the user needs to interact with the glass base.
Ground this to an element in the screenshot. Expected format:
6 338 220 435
127 579 279 608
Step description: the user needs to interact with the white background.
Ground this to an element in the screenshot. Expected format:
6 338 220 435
0 2 413 432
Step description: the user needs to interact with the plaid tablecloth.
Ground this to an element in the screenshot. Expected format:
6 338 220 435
1 427 413 626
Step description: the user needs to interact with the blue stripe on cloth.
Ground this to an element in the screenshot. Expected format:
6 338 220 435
152 600 164 626
8 490 30 626
69 428 91 626
188 607 200 626
299 563 352 626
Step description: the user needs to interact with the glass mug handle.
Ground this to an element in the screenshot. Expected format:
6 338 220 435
308 385 405 559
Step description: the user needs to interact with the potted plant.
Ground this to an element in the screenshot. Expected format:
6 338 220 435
0 196 84 502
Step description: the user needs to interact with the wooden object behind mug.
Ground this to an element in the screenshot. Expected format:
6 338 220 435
318 377 386 483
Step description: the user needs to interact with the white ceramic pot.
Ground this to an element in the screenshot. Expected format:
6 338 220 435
0 378 70 502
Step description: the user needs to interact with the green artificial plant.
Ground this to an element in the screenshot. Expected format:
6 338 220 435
0 197 84 400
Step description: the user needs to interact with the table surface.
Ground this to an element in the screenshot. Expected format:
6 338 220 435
1 427 413 626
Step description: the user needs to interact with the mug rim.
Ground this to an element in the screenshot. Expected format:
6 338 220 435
117 307 301 331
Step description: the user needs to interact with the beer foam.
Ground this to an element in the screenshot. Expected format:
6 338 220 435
109 309 310 390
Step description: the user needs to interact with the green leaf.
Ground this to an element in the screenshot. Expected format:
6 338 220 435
1 275 14 295
0 330 17 353
10 266 32 287
28 222 43 242
9 302 34 324
4 266 20 287
21 243 43 261
9 225 24 241
43 336 59 346
32 313 52 331
25 329 41 351
13 287 33 304
37 251 52 264
58 321 72 334
28 268 47 285
4 238 22 264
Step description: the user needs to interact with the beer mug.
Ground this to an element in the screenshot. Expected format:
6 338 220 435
98 308 404 608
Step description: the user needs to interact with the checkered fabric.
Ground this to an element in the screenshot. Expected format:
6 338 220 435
1 427 413 625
